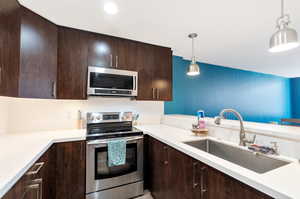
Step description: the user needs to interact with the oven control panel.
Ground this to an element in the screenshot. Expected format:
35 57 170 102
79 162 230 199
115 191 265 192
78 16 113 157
87 112 133 124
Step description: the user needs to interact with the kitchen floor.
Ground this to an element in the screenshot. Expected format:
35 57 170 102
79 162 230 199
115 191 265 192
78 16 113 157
136 190 153 199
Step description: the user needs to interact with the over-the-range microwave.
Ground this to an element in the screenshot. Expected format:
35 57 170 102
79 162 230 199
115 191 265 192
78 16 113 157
87 66 138 97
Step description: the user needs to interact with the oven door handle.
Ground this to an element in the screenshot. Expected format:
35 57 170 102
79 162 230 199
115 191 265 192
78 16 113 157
87 136 143 147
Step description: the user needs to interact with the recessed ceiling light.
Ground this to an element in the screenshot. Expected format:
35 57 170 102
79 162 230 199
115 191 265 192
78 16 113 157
104 2 118 15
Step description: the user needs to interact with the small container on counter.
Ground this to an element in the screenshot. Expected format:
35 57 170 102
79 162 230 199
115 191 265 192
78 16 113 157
197 110 206 129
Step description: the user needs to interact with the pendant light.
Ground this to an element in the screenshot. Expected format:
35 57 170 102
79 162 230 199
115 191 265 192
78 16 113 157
187 33 200 76
269 0 299 53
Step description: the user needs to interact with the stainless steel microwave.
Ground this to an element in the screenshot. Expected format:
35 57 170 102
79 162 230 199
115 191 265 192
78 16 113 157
87 66 138 97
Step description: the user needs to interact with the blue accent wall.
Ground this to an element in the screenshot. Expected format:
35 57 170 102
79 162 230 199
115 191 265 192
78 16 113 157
165 56 292 123
291 78 300 118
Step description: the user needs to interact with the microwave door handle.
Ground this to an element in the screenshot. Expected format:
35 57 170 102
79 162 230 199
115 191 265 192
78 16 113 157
134 76 137 90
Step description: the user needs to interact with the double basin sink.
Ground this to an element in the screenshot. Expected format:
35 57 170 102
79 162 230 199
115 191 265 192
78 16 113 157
184 139 290 174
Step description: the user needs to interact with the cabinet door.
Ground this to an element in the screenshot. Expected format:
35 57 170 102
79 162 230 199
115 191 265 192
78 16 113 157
2 176 27 199
0 0 20 97
57 27 89 99
168 147 200 199
19 7 58 99
147 136 169 199
115 39 138 71
136 43 155 100
225 175 273 199
55 141 86 199
207 167 227 199
153 46 172 101
40 145 56 199
88 33 116 68
207 167 273 199
2 145 56 199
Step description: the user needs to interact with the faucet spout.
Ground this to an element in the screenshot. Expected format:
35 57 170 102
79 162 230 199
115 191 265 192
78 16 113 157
214 109 254 147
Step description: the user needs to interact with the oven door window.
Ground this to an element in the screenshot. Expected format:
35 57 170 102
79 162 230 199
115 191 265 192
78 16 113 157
90 72 134 90
94 143 137 179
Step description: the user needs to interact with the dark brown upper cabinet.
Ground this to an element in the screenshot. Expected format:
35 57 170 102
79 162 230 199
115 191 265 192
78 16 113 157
19 7 58 99
0 0 57 98
88 33 138 71
115 38 138 71
136 44 173 101
136 43 156 100
153 45 173 101
0 0 172 101
88 33 115 68
57 27 89 100
0 0 21 97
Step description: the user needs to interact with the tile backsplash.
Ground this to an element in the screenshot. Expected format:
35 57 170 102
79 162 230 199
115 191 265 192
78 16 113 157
0 96 163 134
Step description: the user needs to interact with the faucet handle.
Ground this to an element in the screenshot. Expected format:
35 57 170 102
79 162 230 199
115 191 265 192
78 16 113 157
270 141 279 155
244 134 256 145
251 134 256 143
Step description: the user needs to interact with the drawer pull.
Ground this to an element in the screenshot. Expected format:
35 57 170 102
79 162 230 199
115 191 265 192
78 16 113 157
26 162 44 176
22 178 43 199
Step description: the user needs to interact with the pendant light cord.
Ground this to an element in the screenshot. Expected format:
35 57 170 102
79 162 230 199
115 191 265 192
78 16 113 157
281 0 284 18
277 0 290 28
192 37 194 60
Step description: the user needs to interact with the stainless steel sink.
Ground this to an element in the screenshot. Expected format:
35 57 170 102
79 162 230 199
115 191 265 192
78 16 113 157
184 139 290 173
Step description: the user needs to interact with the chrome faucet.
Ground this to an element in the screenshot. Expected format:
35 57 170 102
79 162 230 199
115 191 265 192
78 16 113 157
214 109 256 146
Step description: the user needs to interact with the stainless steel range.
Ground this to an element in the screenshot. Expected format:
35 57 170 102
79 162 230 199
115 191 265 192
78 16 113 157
86 112 144 199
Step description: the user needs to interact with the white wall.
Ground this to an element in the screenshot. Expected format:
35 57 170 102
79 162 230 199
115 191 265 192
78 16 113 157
0 96 163 134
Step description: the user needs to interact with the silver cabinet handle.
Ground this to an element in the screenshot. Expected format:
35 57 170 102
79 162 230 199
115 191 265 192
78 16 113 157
115 55 118 68
200 166 207 198
110 54 113 67
52 81 56 98
152 88 155 99
26 162 44 176
157 88 159 100
193 162 199 188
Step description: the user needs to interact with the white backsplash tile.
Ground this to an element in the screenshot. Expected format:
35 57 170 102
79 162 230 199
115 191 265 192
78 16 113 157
0 96 163 134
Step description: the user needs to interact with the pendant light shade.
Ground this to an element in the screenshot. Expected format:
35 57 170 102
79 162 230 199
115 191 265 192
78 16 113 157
187 33 200 76
269 0 299 53
269 27 299 53
187 59 200 76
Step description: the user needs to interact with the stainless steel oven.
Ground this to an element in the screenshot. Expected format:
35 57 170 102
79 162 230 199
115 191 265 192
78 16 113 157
87 66 138 97
86 112 144 199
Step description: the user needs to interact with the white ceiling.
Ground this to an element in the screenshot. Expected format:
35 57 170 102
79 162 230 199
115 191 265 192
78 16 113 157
19 0 300 77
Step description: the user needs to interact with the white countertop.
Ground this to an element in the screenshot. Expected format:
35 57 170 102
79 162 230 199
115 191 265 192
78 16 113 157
136 124 300 199
0 125 299 199
0 129 86 198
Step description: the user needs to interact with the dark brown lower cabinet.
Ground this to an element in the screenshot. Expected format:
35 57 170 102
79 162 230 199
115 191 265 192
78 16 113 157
2 145 56 199
146 136 273 199
2 141 85 199
55 141 86 199
147 135 169 199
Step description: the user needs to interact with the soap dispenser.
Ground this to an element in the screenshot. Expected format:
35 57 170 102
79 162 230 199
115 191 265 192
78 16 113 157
197 110 206 129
